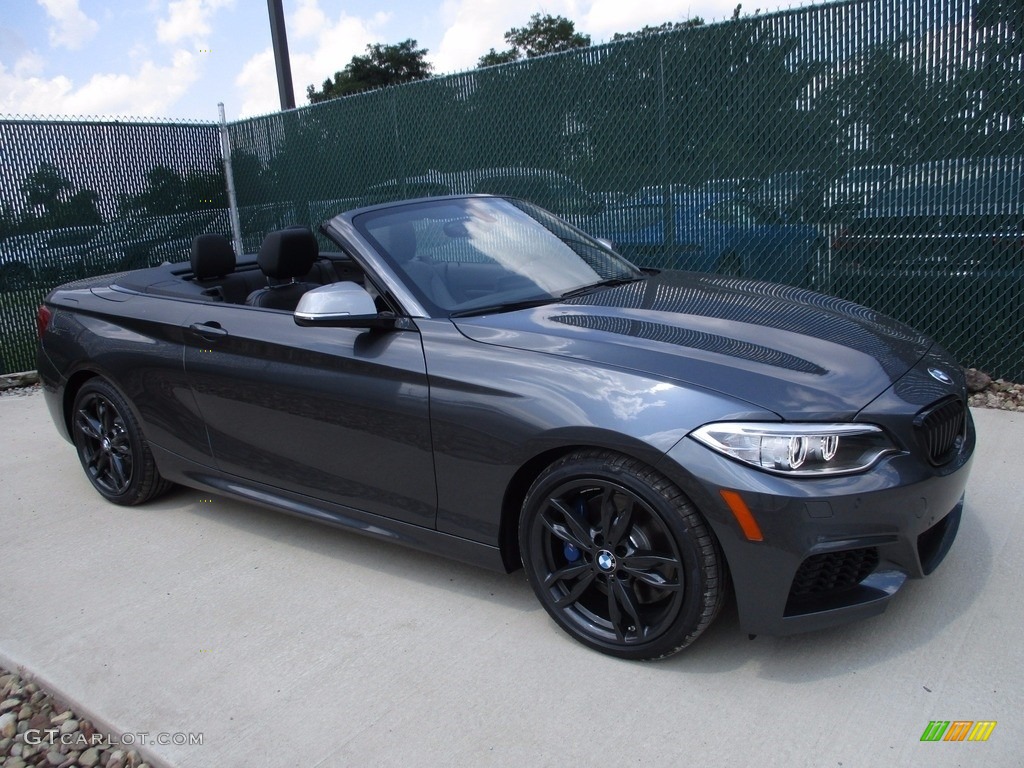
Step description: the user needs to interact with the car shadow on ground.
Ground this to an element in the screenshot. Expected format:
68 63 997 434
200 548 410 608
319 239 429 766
148 484 538 612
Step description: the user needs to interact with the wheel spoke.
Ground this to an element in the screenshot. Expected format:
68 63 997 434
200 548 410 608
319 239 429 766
544 561 591 588
75 409 102 441
108 452 130 490
109 434 131 456
97 399 111 433
553 570 597 608
621 550 683 591
611 577 644 638
606 582 625 642
92 448 109 476
597 487 615 536
622 551 676 569
545 498 593 550
607 499 634 547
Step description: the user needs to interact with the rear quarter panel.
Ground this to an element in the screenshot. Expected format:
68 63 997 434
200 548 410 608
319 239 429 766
40 286 213 465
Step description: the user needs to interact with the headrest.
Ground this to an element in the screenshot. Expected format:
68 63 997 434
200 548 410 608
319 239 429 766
191 234 235 279
381 222 417 263
257 227 318 280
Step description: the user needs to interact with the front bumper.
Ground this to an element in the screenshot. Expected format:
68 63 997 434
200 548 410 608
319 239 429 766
658 408 975 637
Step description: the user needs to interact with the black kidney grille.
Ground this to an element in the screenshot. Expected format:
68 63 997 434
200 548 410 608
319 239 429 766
789 548 879 598
915 397 966 466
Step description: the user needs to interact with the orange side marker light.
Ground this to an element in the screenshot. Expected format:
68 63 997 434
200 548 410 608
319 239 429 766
719 489 764 542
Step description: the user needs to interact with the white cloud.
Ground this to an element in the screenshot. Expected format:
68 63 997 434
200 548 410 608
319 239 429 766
434 0 538 74
234 1 390 116
431 0 750 73
157 0 234 46
235 48 278 118
36 0 99 50
0 50 202 118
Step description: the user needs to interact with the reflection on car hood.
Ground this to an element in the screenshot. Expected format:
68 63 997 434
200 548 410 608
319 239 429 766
453 271 933 419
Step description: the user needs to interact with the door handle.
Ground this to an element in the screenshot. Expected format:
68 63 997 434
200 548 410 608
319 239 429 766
189 322 228 342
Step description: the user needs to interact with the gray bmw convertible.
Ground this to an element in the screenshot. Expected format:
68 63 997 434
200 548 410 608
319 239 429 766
36 195 974 659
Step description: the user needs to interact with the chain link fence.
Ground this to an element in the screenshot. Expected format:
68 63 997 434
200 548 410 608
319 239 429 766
0 118 226 372
3 0 1022 378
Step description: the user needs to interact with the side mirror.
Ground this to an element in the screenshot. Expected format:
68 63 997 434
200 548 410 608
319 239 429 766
294 282 395 329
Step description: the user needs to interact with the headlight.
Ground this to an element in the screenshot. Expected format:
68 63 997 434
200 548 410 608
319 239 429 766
690 422 898 476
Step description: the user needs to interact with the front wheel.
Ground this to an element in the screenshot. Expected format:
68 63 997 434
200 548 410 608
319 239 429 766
71 378 174 505
519 450 726 660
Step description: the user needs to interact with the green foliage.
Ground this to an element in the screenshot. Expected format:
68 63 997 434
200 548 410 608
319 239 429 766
478 48 520 67
611 19 705 42
307 40 433 103
478 13 590 67
16 162 102 231
118 165 226 216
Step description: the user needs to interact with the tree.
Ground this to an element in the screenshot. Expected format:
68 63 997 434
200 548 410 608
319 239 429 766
18 162 102 230
21 162 71 217
60 190 103 226
477 13 590 67
307 40 433 103
478 48 520 67
611 19 704 42
119 165 226 216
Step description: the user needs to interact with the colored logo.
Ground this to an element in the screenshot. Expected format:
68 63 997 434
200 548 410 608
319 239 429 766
928 367 953 384
920 721 997 742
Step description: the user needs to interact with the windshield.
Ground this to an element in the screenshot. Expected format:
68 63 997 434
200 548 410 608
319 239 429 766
354 196 641 316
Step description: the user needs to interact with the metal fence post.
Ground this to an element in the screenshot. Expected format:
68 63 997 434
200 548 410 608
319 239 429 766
218 103 244 256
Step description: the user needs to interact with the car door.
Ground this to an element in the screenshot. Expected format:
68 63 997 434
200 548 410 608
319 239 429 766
181 302 436 528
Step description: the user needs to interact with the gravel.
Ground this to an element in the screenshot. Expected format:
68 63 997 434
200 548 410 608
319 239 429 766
965 368 1024 411
0 383 41 399
0 668 152 768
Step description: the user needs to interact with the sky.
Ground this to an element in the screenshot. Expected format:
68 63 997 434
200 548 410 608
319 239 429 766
0 0 809 122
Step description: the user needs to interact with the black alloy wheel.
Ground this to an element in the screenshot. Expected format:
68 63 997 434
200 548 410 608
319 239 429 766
520 450 726 660
72 378 173 505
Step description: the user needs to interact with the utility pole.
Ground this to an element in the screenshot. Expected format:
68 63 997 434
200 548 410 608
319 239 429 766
267 0 296 110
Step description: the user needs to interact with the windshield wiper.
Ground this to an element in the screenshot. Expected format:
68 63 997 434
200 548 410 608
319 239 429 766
450 276 646 318
449 296 561 318
560 275 645 299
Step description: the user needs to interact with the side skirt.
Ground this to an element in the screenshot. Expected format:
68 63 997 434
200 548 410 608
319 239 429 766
150 444 510 573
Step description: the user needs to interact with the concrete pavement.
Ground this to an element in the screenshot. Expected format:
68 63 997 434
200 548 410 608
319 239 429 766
1 391 1022 767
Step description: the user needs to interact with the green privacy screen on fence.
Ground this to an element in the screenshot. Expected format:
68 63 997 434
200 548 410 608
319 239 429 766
0 118 226 373
2 0 1022 378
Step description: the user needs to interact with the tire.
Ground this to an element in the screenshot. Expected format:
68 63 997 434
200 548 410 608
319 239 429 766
519 449 726 660
71 379 174 505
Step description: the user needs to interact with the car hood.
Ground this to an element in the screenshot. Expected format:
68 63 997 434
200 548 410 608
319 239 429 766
452 271 933 420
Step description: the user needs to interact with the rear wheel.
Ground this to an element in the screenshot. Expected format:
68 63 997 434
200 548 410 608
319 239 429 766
71 379 173 505
519 449 726 660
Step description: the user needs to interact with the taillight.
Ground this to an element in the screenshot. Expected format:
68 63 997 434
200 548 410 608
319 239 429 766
36 305 53 339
